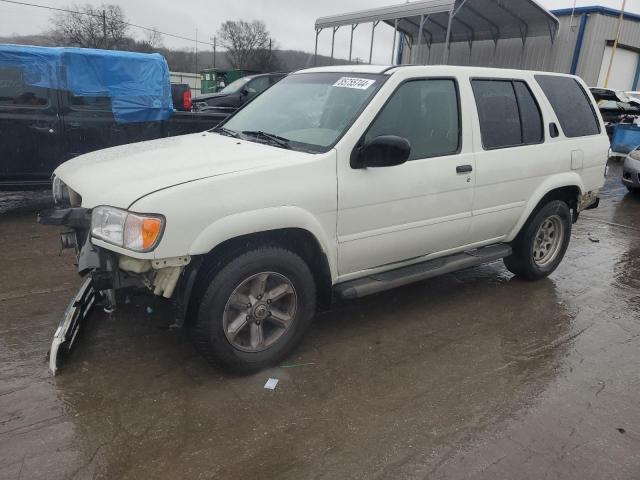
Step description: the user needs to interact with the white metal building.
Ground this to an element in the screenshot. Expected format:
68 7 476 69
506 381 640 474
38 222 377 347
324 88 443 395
315 2 640 90
170 71 202 96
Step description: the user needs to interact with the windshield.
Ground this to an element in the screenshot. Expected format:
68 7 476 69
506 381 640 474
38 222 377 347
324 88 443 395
220 77 252 94
220 72 386 153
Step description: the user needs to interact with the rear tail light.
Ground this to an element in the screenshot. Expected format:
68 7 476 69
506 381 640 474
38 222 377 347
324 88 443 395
183 90 192 111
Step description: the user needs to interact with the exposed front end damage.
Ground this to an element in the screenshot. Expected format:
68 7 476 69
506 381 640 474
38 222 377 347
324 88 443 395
38 207 196 374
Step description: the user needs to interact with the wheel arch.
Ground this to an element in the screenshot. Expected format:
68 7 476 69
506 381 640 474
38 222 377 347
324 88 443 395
189 227 335 315
507 176 583 242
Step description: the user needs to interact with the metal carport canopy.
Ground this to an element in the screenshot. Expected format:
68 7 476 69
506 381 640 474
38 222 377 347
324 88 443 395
315 0 559 62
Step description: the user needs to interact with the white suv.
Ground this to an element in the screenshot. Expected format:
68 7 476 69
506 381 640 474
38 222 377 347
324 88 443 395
41 65 609 373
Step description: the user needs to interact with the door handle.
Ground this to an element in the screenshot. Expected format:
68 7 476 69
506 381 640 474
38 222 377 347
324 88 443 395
29 125 55 134
456 164 473 173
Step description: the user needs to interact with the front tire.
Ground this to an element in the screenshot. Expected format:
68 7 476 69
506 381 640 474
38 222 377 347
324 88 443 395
190 247 316 373
504 200 572 280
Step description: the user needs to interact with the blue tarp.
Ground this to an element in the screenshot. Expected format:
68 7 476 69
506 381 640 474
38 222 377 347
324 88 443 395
611 124 640 155
0 44 173 123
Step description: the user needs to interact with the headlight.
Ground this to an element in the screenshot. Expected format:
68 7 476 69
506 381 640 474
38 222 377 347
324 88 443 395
91 206 164 252
52 176 70 206
629 148 640 161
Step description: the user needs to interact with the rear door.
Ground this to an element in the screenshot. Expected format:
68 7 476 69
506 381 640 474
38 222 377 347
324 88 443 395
468 77 548 243
0 65 62 186
61 92 127 158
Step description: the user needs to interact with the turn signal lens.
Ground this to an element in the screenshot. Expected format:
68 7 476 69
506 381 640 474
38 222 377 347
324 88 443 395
123 213 164 252
142 218 162 250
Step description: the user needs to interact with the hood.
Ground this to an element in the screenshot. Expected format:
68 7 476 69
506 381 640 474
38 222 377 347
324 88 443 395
55 132 302 208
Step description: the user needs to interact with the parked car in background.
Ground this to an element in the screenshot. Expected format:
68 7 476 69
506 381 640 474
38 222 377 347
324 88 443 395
0 45 227 189
623 147 640 192
200 68 258 94
41 65 608 374
192 72 286 112
170 83 192 111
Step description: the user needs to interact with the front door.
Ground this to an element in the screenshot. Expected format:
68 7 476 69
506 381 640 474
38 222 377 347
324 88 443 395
0 65 62 186
336 78 475 276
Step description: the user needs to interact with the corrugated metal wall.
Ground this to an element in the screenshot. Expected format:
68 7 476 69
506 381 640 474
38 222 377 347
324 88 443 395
573 13 640 86
405 12 640 86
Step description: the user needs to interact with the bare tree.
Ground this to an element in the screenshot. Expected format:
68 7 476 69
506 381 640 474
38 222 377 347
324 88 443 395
137 27 164 52
217 20 276 70
144 28 163 49
49 4 128 49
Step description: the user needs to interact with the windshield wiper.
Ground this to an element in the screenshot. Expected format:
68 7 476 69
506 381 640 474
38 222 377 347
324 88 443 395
241 130 291 149
213 126 240 138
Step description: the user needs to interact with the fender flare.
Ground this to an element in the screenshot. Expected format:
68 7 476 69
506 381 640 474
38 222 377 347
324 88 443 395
187 206 337 280
506 173 584 242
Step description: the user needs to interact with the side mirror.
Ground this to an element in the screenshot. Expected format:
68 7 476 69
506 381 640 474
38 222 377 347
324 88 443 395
351 135 411 169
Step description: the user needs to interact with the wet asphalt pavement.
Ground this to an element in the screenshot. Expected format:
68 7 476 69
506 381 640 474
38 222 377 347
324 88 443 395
1 160 639 479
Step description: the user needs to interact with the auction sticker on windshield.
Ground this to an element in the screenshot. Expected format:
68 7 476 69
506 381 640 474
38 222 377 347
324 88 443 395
333 77 376 90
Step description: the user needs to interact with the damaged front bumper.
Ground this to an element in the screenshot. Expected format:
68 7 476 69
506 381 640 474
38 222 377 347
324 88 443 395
38 207 197 375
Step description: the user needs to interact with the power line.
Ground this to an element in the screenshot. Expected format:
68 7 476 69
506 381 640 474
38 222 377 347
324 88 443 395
0 0 216 47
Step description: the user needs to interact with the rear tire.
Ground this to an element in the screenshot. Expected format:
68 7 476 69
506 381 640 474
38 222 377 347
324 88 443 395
189 246 316 374
504 200 572 281
626 185 639 193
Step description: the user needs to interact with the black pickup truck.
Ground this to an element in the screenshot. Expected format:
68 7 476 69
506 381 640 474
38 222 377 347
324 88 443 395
0 79 226 189
0 46 227 189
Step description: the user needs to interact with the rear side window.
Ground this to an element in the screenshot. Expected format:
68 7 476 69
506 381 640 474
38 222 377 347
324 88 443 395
535 74 600 137
514 82 543 144
471 79 543 149
0 66 49 107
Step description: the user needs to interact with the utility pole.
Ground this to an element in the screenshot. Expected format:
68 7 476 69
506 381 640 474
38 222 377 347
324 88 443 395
195 27 198 75
102 9 107 48
604 0 627 88
213 36 216 68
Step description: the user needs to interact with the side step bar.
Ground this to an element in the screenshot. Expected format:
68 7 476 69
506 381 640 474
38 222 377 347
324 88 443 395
334 244 512 300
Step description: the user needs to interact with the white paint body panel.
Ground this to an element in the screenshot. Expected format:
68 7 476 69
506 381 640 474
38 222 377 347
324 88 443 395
54 65 609 286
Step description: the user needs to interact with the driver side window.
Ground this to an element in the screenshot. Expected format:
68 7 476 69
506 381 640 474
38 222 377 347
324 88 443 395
365 79 460 160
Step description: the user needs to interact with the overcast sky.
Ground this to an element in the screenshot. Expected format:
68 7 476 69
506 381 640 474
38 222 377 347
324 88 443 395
0 0 636 64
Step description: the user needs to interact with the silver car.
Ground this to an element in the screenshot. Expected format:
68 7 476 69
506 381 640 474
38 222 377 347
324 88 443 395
623 148 640 192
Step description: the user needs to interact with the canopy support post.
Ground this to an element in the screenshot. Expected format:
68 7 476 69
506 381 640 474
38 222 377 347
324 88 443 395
443 7 454 64
369 20 379 64
391 19 398 64
349 24 358 62
314 28 321 66
330 26 339 63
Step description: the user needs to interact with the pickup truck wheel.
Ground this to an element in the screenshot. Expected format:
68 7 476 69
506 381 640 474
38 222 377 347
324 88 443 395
504 200 571 281
190 247 316 373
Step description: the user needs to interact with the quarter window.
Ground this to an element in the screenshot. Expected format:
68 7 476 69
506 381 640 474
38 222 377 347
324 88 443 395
365 79 460 160
535 74 600 138
471 79 543 150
